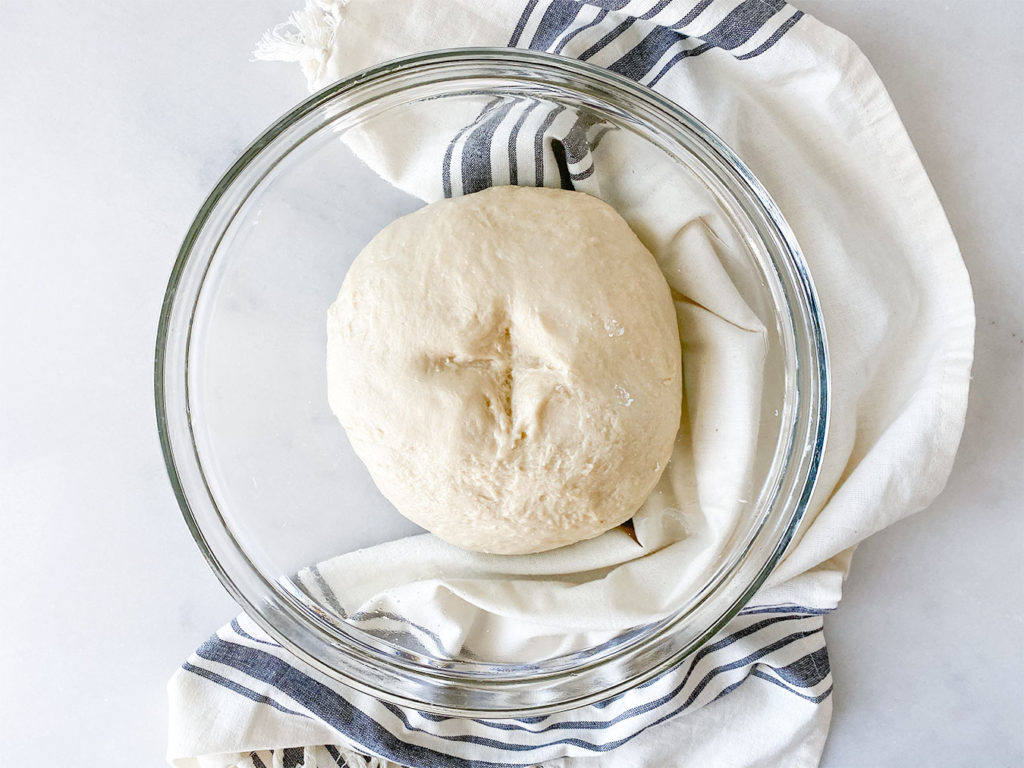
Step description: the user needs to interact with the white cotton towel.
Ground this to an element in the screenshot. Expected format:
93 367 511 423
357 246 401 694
168 2 974 766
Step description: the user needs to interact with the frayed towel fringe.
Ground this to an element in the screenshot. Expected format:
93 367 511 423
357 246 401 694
255 745 393 768
253 0 346 74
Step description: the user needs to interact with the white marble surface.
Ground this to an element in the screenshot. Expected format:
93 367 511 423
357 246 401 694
0 1 1020 764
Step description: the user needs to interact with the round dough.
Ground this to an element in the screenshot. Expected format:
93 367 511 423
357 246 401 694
327 186 681 554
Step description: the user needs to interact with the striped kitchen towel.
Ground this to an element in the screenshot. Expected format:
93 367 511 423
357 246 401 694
168 1 974 766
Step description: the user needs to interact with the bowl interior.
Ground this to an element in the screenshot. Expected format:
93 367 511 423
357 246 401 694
159 50 824 714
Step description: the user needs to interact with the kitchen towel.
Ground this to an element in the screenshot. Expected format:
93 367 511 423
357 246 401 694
167 1 974 766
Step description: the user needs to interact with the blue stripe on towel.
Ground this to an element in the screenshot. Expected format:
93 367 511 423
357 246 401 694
507 101 539 185
775 645 831 688
194 640 512 768
751 669 834 703
670 0 715 29
737 9 804 60
462 101 518 194
533 106 566 187
553 9 611 54
700 0 787 50
738 603 833 616
578 17 638 61
378 625 824 739
183 661 308 719
608 25 690 80
229 618 282 648
508 0 541 47
193 627 822 752
528 0 585 50
189 614 827 745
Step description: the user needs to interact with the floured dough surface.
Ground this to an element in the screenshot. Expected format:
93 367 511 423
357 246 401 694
327 186 681 554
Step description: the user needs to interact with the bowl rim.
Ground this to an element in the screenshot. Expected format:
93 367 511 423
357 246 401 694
156 46 829 716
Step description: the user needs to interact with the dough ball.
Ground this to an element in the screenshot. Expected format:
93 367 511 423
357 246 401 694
327 186 681 554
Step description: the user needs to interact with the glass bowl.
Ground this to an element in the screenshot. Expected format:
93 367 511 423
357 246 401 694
156 48 828 717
